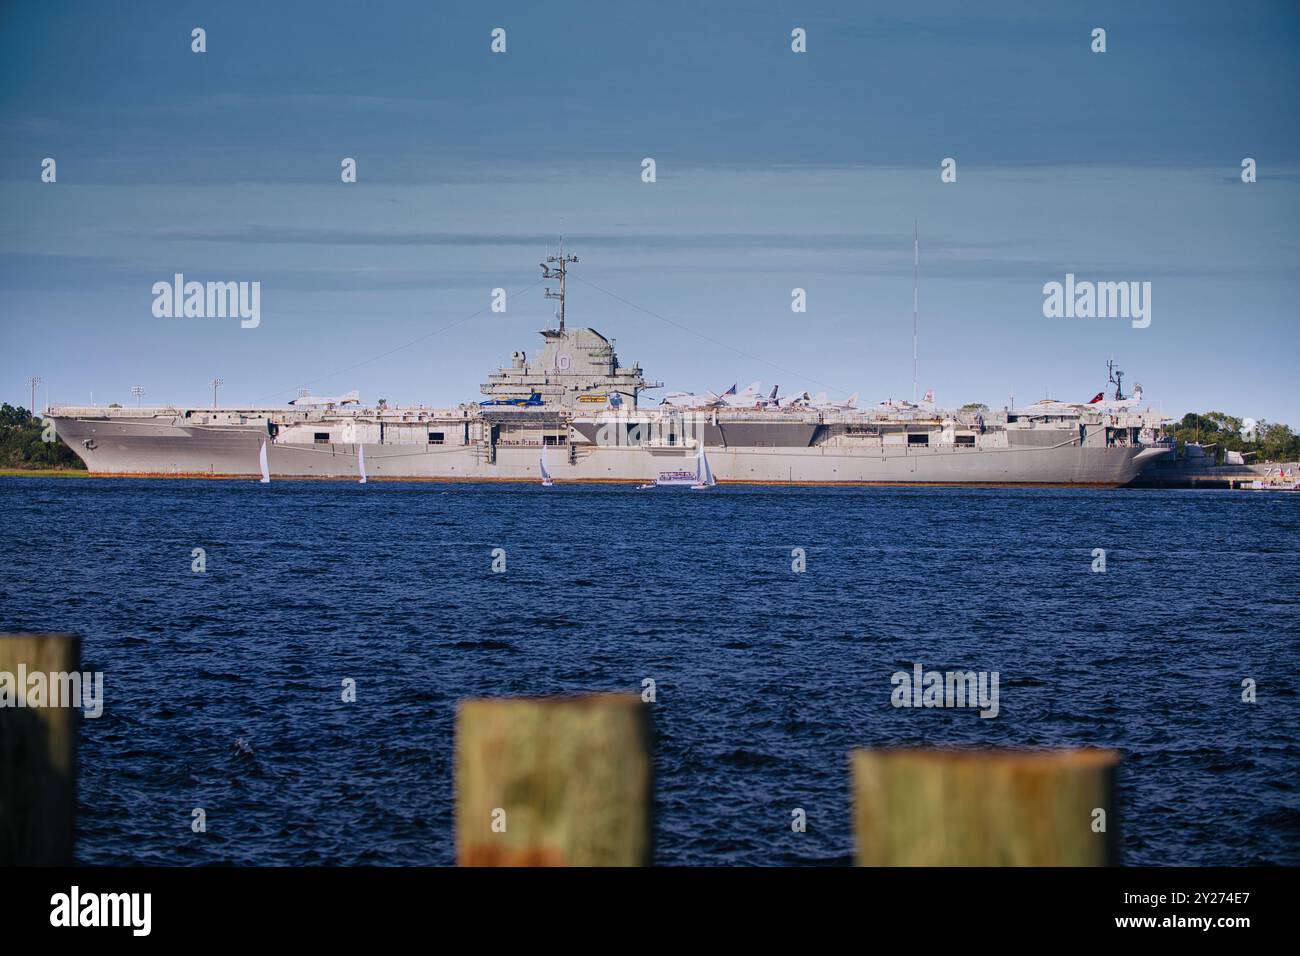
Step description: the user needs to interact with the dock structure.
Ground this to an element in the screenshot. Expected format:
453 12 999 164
851 748 1119 866
1131 458 1300 489
0 633 80 866
455 693 652 866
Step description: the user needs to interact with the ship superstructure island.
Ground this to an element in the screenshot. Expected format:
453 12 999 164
47 253 1170 485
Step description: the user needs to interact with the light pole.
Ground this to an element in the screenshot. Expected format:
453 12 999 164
210 378 224 409
26 376 41 416
131 385 145 406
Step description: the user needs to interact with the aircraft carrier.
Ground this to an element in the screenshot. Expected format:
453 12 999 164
46 253 1170 486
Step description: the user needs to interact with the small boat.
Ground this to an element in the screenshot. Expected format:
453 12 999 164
539 449 554 487
258 441 271 484
639 445 716 489
652 469 697 487
358 444 368 484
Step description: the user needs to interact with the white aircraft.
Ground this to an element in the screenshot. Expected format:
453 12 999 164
1019 383 1146 415
660 389 721 408
807 391 859 410
757 385 812 408
661 381 823 410
1088 383 1144 411
661 382 758 408
1017 398 1085 415
760 387 823 408
715 382 765 407
289 389 361 408
874 396 922 412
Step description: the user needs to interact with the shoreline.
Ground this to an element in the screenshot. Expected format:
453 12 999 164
0 468 90 478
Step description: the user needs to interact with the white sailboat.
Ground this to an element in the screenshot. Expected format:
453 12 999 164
358 444 367 484
539 447 554 487
690 445 716 490
258 441 271 484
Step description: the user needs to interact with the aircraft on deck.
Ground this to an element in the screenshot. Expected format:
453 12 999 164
288 390 361 408
480 392 545 407
807 391 859 411
713 382 765 407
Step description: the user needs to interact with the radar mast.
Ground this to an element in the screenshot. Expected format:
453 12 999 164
541 241 579 333
1107 358 1126 401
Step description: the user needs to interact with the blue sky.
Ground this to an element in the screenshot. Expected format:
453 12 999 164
2 0 1298 423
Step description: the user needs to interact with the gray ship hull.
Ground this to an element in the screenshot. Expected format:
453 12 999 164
52 414 1161 485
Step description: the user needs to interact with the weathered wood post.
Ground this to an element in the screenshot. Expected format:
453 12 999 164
456 693 652 866
852 748 1118 866
0 633 80 865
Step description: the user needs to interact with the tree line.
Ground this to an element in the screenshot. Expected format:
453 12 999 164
1170 411 1300 464
0 404 85 469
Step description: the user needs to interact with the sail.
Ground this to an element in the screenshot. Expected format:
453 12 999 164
358 444 367 484
697 446 715 486
539 452 552 483
258 441 271 483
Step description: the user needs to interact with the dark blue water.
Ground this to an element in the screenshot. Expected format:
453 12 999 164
2 478 1297 865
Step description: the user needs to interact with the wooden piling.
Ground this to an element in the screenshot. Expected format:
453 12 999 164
852 748 1118 866
456 693 652 866
0 633 80 865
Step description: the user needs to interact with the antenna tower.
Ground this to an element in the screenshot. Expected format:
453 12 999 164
541 241 579 332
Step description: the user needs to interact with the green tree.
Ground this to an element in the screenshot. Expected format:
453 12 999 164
1171 410 1300 464
0 403 85 470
